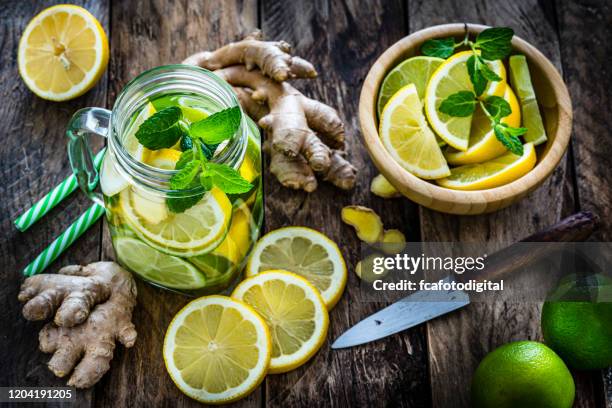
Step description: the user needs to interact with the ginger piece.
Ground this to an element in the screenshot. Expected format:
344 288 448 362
371 174 401 199
18 262 137 388
184 32 356 192
381 229 407 255
183 30 316 82
355 254 389 283
235 83 356 191
341 205 384 244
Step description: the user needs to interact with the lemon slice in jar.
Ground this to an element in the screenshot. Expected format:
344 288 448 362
120 187 232 256
18 5 109 101
163 295 271 404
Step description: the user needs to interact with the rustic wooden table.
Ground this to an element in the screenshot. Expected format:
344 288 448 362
1 1 611 407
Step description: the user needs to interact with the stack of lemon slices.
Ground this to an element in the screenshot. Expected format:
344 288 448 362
378 50 546 191
163 227 347 404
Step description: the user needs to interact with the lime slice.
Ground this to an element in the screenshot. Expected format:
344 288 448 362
425 51 506 151
377 56 443 116
120 187 232 256
509 55 548 146
379 84 450 179
437 142 537 190
114 237 206 289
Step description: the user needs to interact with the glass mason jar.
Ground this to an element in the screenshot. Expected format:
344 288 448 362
66 65 263 296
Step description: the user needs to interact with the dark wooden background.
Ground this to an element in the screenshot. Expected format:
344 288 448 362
1 0 610 407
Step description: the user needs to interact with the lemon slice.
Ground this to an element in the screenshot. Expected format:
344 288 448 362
163 295 271 404
379 84 450 179
437 142 537 190
377 56 444 115
114 237 206 289
425 51 506 151
445 86 521 165
120 187 232 256
509 55 548 146
18 5 109 101
246 227 347 309
232 270 329 373
143 148 182 170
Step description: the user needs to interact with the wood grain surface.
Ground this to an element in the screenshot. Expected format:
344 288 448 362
0 0 609 407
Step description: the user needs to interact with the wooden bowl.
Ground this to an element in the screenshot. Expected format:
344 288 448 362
359 23 572 215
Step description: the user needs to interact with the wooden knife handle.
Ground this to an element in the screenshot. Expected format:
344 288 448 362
458 211 598 283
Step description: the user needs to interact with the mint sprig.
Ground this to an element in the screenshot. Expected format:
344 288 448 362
421 26 513 95
438 92 526 156
136 105 252 213
135 106 185 149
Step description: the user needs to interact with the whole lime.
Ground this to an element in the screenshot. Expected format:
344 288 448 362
471 341 575 408
542 300 612 370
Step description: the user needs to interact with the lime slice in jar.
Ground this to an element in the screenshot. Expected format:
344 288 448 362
120 187 232 256
114 237 206 289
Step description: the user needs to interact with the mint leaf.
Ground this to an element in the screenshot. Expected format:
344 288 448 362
206 163 253 194
439 91 477 117
475 27 514 60
180 135 193 151
479 58 502 82
189 106 241 144
467 55 487 96
421 38 456 59
200 173 213 190
167 191 203 213
483 96 512 120
175 150 194 170
135 106 185 150
494 124 524 155
170 160 201 190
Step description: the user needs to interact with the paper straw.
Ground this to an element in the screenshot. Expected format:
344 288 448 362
14 148 106 232
23 203 106 277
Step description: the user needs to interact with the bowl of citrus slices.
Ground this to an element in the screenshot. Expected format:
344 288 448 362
359 23 572 214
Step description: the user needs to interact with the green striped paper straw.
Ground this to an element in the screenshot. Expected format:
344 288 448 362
14 148 106 232
23 203 106 277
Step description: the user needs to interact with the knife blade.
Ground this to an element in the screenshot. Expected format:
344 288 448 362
332 277 469 349
331 211 597 349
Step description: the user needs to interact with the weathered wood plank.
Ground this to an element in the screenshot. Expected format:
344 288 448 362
406 0 603 407
555 0 612 406
260 1 429 407
0 1 109 406
95 1 258 407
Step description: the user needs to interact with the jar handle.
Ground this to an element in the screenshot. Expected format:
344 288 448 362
66 107 111 207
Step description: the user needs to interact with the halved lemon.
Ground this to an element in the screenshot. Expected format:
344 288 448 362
120 187 232 256
445 86 521 165
114 237 206 289
143 148 182 170
18 5 109 101
379 84 450 179
437 142 537 190
425 51 506 151
246 227 347 309
231 270 329 374
163 295 271 404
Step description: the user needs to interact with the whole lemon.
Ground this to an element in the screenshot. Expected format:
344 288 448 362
471 341 575 408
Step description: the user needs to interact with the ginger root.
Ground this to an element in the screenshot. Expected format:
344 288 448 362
341 205 384 244
184 31 356 192
381 229 407 255
18 262 137 388
371 174 401 199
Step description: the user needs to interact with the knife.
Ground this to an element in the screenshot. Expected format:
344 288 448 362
332 211 598 349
